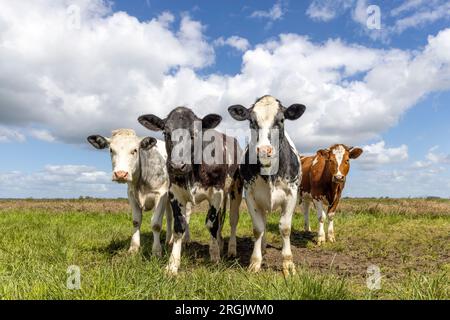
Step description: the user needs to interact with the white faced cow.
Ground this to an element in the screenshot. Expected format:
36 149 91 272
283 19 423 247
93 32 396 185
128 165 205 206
299 144 363 244
87 129 186 256
228 95 306 276
138 108 243 275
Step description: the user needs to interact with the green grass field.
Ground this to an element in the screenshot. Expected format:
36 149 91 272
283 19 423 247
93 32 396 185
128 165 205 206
0 198 448 300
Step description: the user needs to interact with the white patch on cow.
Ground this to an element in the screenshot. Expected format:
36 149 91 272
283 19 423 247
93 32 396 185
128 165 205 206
253 96 280 149
332 145 345 176
312 156 319 166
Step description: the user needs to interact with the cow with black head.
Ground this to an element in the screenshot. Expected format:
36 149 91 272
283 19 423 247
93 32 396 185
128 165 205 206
228 95 306 276
138 107 243 275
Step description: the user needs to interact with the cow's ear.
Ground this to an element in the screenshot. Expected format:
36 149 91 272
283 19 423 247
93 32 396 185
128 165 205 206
138 114 165 131
140 137 157 151
228 105 249 121
349 147 363 159
284 104 306 120
87 135 109 149
202 114 222 130
317 149 330 159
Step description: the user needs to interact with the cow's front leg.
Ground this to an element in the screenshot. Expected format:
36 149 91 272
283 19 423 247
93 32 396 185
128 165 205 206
166 195 187 276
280 193 297 277
327 211 336 243
129 197 142 253
206 190 224 263
313 199 326 245
151 194 166 257
246 193 265 273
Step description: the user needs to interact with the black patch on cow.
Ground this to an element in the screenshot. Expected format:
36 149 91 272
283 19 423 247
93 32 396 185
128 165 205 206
240 138 299 184
171 199 186 235
206 206 219 238
87 135 108 150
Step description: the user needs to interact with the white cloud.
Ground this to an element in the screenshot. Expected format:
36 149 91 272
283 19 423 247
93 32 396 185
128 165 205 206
392 2 450 34
0 164 121 198
0 0 450 156
412 146 450 169
0 126 25 143
307 0 450 41
250 1 286 26
214 36 250 52
307 0 354 22
391 0 426 17
358 141 408 170
29 129 56 142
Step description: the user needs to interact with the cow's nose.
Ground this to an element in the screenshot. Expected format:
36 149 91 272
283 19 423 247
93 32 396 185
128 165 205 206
114 171 128 180
333 174 345 183
257 146 273 157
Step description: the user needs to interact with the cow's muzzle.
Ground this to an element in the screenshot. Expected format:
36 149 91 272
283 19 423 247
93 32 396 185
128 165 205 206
113 171 129 183
257 145 275 167
333 174 346 183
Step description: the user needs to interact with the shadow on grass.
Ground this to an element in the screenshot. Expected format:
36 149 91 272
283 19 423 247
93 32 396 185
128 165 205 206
267 222 316 247
96 227 316 269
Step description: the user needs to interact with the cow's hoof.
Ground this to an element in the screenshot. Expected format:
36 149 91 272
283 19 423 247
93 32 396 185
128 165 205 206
248 257 262 273
327 234 336 243
128 246 140 254
282 260 296 277
248 262 261 273
227 245 237 258
165 264 178 276
152 248 162 257
209 248 221 263
166 235 174 246
317 235 326 246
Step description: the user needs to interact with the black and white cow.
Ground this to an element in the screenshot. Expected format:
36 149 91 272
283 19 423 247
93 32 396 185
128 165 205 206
228 95 306 276
138 107 243 275
87 129 191 255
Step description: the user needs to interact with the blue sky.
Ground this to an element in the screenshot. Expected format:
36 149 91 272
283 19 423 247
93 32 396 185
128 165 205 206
0 0 449 198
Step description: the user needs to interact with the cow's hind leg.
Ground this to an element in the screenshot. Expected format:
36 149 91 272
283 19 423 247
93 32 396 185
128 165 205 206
165 197 174 245
218 195 228 254
151 194 166 257
302 198 311 232
166 194 187 276
183 202 192 245
128 196 142 253
313 199 327 245
280 193 297 277
228 182 242 257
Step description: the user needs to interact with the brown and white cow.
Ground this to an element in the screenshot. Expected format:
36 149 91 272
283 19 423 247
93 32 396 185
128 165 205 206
299 144 363 244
